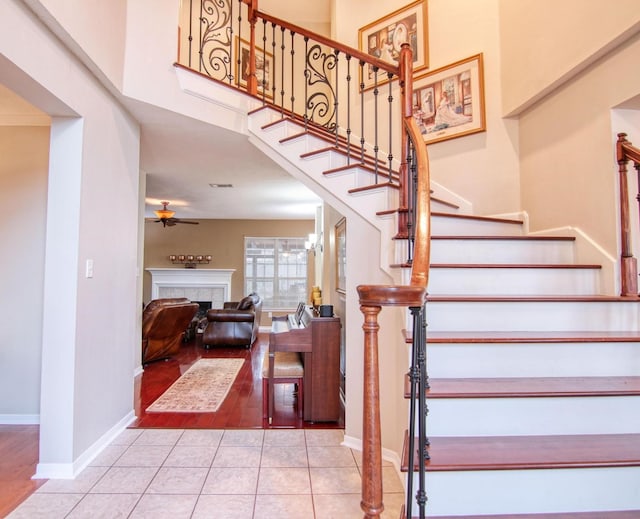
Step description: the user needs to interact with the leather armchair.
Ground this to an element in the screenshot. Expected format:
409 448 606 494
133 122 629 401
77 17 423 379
142 298 199 364
201 293 262 349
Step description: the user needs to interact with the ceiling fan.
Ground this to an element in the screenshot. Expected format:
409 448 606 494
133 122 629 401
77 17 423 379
152 201 199 227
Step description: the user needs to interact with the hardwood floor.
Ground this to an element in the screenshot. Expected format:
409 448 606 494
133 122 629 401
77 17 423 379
0 332 343 516
132 331 344 429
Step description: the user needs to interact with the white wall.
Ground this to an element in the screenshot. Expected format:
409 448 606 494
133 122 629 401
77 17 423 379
0 126 49 422
1 0 141 475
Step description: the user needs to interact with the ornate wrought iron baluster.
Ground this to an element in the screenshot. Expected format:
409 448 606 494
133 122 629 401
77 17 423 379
387 73 394 183
346 55 352 165
261 20 267 102
271 23 277 105
303 37 309 131
280 26 285 114
373 69 379 184
359 61 365 165
188 0 194 68
305 44 336 130
416 302 430 518
199 0 232 82
333 50 339 148
290 31 296 114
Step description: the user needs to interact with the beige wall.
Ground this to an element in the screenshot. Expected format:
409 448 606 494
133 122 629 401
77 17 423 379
0 126 49 418
499 0 640 116
143 218 314 322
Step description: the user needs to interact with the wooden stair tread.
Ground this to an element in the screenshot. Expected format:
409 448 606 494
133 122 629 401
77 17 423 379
404 375 640 398
427 295 640 303
430 263 601 269
401 431 640 472
406 330 640 343
431 235 576 241
418 510 640 518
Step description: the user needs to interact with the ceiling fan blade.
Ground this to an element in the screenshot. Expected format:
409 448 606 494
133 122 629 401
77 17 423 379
175 220 199 225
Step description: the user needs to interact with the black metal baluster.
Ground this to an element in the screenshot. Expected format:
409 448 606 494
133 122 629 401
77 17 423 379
304 37 309 131
262 19 267 103
359 61 365 165
416 302 430 518
346 55 352 165
198 0 204 73
187 0 194 68
373 68 379 184
387 73 394 183
333 50 339 148
406 305 421 519
290 31 296 115
271 23 277 105
406 139 415 265
280 26 285 115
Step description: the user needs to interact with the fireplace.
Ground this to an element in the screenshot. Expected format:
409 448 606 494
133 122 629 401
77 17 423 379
146 268 235 309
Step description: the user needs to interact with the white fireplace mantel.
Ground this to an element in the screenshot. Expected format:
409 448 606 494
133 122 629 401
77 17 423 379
147 268 235 308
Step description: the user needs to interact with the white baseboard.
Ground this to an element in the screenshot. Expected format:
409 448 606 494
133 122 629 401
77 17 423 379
34 410 136 480
342 434 404 491
0 414 39 425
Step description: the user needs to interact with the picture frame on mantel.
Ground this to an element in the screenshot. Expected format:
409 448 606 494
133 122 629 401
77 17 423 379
358 0 428 91
411 53 486 145
335 218 346 294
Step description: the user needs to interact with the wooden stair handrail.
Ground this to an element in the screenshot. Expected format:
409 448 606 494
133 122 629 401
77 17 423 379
616 132 640 296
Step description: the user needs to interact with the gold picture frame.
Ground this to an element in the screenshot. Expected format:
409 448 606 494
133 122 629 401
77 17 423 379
235 37 274 100
335 218 346 294
358 0 428 91
412 53 486 145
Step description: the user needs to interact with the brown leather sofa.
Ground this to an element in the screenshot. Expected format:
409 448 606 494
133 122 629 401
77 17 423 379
142 298 199 364
201 293 262 349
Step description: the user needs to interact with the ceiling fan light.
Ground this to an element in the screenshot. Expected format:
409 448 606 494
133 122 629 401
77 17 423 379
154 208 175 219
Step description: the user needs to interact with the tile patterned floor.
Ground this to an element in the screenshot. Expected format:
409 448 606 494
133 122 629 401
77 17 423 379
8 429 405 518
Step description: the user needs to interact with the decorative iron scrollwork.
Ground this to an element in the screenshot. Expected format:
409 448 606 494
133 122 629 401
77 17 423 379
305 44 337 131
199 0 232 82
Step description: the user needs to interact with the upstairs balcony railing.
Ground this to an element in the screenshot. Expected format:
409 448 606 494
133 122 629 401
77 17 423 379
177 2 431 517
616 133 640 296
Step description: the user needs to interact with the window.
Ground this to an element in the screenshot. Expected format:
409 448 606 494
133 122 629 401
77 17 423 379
244 237 308 309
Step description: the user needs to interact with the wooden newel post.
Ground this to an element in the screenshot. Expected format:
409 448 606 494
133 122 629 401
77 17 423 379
358 297 384 519
247 0 258 95
616 133 639 296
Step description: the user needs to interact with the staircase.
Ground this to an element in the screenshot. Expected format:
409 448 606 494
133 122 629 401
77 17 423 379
243 105 640 517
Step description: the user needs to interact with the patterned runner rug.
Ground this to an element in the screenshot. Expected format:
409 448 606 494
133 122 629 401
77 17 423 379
146 358 245 413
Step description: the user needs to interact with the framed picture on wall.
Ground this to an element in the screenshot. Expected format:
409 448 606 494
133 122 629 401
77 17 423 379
235 37 274 99
411 53 486 145
335 218 346 294
358 0 428 91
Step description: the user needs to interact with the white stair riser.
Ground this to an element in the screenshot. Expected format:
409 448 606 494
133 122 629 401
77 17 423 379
423 396 640 436
430 239 577 264
411 466 640 516
427 301 640 332
432 216 524 236
428 267 600 296
427 342 640 377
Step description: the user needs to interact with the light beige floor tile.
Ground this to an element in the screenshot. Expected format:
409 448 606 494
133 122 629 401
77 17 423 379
253 494 314 519
381 492 406 518
307 445 357 467
65 493 140 518
191 494 255 519
263 428 305 446
146 467 208 494
110 428 143 446
220 429 264 446
89 466 158 494
257 467 311 494
382 466 405 493
88 444 128 466
260 445 308 467
163 445 217 467
310 467 362 494
212 446 262 467
177 429 224 447
313 493 363 519
114 444 173 467
133 428 184 446
129 494 198 518
304 429 344 446
35 466 108 494
6 493 83 519
201 467 259 494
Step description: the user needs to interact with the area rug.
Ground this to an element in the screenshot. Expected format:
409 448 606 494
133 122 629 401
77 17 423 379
146 358 245 413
